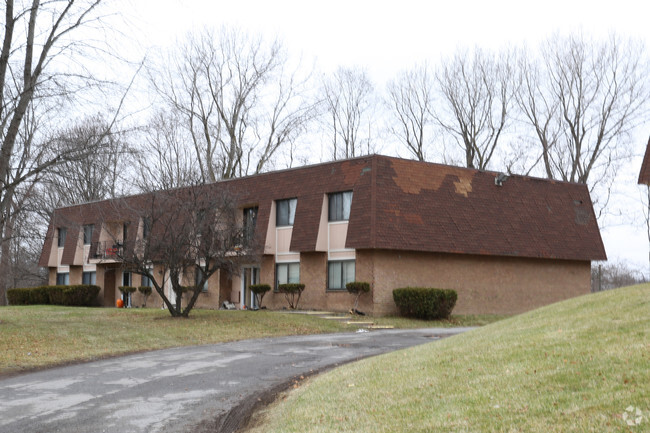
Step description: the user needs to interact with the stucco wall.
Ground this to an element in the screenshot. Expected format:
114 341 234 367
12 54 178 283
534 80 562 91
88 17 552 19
360 249 591 315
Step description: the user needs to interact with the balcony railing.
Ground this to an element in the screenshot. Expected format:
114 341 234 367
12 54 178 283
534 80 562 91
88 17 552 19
90 241 125 261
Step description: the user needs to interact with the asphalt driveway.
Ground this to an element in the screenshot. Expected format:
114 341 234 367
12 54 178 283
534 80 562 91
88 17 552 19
0 328 472 433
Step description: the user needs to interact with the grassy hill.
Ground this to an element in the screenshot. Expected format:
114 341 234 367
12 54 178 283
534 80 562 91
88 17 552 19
247 285 650 432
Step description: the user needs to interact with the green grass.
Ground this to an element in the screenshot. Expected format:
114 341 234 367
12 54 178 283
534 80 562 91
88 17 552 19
0 306 499 375
247 285 650 433
0 307 348 374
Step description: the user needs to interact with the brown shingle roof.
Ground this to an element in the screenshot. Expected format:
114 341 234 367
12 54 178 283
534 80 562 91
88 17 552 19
40 155 606 266
639 136 650 185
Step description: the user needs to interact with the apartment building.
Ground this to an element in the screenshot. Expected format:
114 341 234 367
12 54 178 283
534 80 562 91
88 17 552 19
39 155 607 315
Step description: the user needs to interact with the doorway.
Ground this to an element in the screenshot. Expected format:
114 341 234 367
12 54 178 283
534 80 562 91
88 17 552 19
241 266 260 309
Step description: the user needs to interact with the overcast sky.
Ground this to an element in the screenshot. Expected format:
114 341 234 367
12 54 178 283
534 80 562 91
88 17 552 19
116 0 650 273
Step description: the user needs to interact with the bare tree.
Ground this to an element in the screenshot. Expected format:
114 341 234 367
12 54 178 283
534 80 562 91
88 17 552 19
516 33 649 189
433 48 514 170
385 63 435 161
320 67 375 160
149 27 315 181
44 114 133 206
0 1 132 304
136 111 201 191
113 186 256 317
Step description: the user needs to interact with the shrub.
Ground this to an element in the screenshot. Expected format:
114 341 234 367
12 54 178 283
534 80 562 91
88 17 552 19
346 281 371 312
7 287 31 305
8 285 99 306
28 286 50 305
118 286 137 294
392 287 457 320
278 283 305 309
60 285 100 306
249 284 271 308
48 285 65 305
138 286 152 307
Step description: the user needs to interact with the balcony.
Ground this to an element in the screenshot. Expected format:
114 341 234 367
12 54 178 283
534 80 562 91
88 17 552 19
88 241 125 263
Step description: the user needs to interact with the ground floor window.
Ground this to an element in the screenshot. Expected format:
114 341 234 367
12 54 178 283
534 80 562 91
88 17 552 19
141 273 153 287
122 271 132 307
195 267 209 292
328 260 355 290
82 271 96 285
276 262 300 290
56 272 69 285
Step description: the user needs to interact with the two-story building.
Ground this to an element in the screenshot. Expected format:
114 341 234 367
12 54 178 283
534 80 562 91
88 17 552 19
38 155 607 315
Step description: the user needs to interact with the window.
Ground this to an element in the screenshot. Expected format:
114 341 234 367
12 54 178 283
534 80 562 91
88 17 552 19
243 206 258 243
56 272 69 285
122 271 131 287
276 198 297 226
142 218 151 239
123 223 129 243
141 273 153 287
58 228 67 247
328 260 355 290
83 224 94 245
328 191 353 221
276 262 300 290
195 267 209 293
82 271 96 285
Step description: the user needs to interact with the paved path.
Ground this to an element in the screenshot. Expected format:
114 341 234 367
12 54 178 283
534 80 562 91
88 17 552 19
0 328 472 433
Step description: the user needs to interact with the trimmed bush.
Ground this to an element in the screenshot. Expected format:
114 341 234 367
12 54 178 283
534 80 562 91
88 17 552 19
346 281 371 312
249 284 271 308
392 287 457 320
7 287 32 305
60 285 101 306
8 285 99 306
48 286 65 305
118 286 137 294
28 286 50 305
138 286 152 307
278 283 305 309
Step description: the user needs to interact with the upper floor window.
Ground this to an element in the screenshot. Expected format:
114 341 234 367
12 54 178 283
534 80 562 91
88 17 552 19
58 228 67 247
276 198 297 227
243 206 258 242
83 224 94 245
328 191 353 222
143 218 151 239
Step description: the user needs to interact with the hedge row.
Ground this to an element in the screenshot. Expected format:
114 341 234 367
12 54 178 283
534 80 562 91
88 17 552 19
392 287 457 320
7 285 100 307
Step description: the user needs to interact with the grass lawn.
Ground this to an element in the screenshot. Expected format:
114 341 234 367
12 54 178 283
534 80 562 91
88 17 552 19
246 284 650 433
0 306 499 375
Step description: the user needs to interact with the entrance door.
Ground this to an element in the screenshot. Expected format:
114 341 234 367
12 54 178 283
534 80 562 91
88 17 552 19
241 267 260 309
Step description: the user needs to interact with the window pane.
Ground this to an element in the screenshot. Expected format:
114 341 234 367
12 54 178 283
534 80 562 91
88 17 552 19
82 271 96 285
329 192 352 221
288 262 300 283
123 272 131 286
277 199 296 226
195 267 209 292
56 272 69 285
83 225 94 245
288 199 296 225
343 261 355 286
277 264 288 286
342 192 353 220
58 228 66 247
328 262 342 289
142 274 152 287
